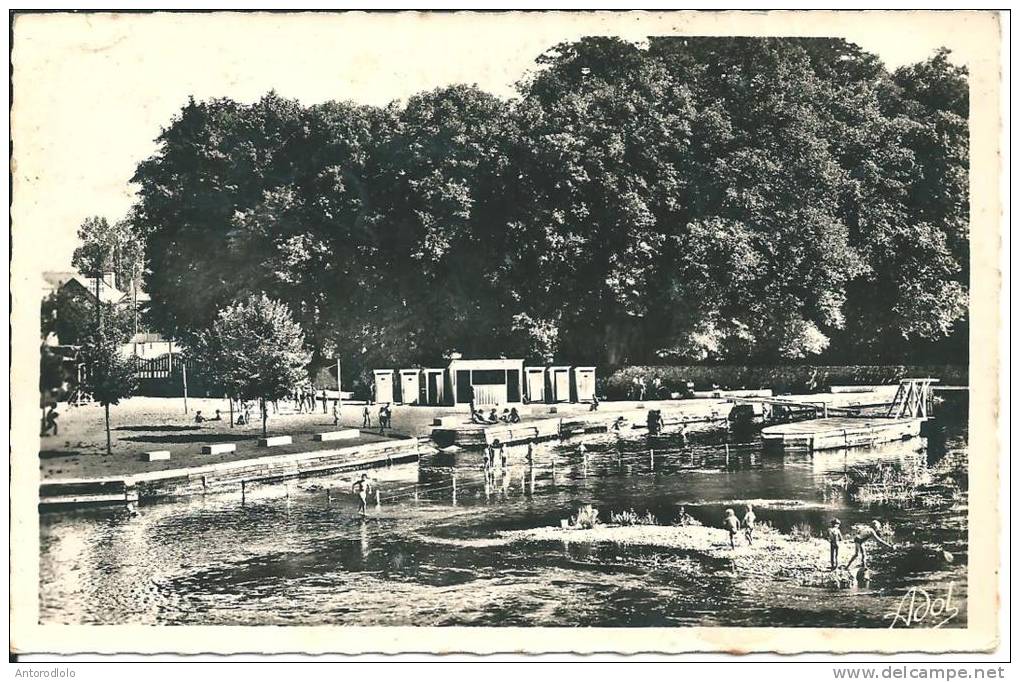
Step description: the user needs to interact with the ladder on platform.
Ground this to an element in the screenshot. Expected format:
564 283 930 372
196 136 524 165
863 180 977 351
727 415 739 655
887 378 938 419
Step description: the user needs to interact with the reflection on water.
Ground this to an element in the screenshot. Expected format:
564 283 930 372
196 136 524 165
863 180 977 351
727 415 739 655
39 413 969 628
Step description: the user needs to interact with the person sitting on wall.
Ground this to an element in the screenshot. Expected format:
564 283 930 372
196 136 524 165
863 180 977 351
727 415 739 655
194 410 205 423
471 409 485 424
487 408 499 424
589 395 600 412
208 409 222 421
499 408 512 423
509 407 521 424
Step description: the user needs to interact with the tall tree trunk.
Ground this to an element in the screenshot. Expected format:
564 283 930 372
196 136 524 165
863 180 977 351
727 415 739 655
104 403 112 455
94 276 102 331
260 397 267 438
133 278 138 337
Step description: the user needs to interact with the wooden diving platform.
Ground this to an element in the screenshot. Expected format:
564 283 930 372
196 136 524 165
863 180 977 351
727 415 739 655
760 417 923 452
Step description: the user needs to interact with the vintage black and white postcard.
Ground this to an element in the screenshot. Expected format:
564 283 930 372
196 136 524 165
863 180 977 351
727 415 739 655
9 9 1004 656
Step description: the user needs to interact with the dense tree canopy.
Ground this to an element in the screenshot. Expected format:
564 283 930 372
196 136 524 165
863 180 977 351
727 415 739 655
131 38 968 378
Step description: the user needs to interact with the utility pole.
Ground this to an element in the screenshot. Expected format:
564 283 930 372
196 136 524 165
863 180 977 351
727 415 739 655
182 360 189 414
336 357 343 418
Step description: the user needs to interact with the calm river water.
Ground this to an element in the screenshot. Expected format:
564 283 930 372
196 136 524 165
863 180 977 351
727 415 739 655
39 410 968 628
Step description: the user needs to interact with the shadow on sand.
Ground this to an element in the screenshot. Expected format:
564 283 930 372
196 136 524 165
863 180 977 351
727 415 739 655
114 425 201 432
122 433 259 444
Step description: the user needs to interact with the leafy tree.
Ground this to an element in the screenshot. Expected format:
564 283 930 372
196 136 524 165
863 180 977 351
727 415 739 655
71 216 115 328
42 289 133 346
191 294 310 437
70 215 146 336
80 328 138 455
130 40 969 368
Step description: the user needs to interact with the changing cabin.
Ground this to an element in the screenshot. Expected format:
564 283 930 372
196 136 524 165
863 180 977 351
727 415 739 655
398 369 423 405
449 358 525 406
373 369 396 404
571 366 597 402
524 366 546 403
423 368 447 406
546 366 571 403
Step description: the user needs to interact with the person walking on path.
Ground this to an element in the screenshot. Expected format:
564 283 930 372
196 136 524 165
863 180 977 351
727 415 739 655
378 404 387 434
352 473 372 517
845 520 894 571
828 519 844 570
724 508 740 549
742 504 757 545
332 400 340 426
362 405 371 428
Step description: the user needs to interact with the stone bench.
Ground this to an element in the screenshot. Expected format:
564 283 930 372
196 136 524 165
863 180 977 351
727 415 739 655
141 450 171 462
201 443 237 455
312 429 360 442
258 435 292 447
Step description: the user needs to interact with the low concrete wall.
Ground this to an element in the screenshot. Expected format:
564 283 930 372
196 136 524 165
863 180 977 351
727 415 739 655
40 437 420 507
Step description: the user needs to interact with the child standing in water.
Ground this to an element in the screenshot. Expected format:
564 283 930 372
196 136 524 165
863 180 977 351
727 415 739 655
351 473 371 517
724 508 740 549
742 504 757 545
828 519 843 570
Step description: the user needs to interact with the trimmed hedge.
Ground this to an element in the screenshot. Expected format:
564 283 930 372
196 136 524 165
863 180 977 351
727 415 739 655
602 365 967 400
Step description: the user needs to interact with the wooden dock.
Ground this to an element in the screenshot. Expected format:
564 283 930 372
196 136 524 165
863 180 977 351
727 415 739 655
760 417 923 452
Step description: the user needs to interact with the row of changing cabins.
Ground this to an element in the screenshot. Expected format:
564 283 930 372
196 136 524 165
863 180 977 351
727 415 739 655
373 359 597 407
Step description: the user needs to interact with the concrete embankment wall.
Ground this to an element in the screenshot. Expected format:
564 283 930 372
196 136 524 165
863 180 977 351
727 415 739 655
604 365 967 399
433 388 901 448
40 437 420 507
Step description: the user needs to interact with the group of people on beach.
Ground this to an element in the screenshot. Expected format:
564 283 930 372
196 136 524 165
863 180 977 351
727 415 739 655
720 505 894 571
193 409 223 423
472 407 521 425
369 403 392 432
292 387 328 414
629 374 670 400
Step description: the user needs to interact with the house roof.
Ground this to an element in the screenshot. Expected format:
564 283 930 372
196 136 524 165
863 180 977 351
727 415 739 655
43 271 125 304
448 358 525 370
